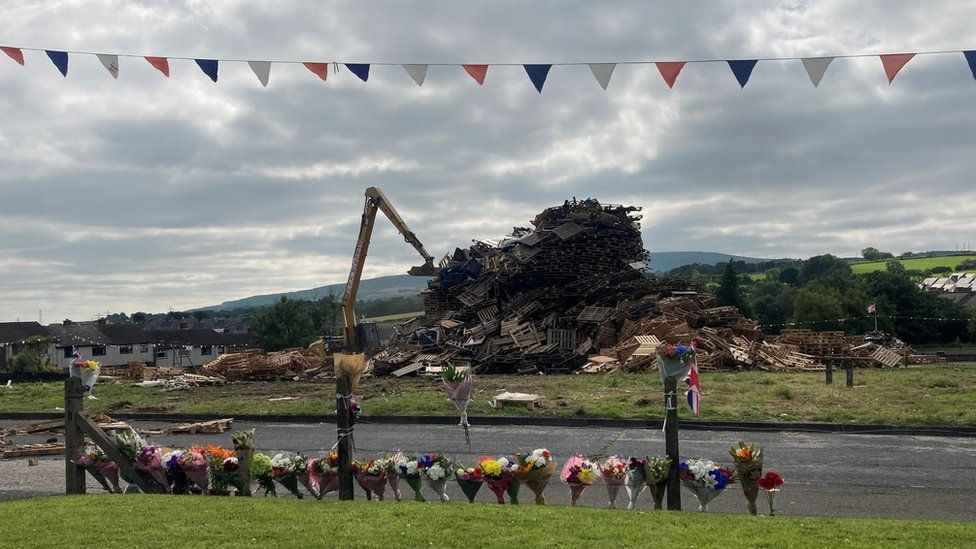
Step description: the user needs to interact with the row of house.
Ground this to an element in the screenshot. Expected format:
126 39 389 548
0 320 253 371
919 272 976 308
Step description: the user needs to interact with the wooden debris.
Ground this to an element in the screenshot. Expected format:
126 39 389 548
2 443 64 459
489 392 541 410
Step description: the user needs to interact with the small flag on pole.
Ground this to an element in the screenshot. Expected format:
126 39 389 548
684 345 701 416
867 304 876 314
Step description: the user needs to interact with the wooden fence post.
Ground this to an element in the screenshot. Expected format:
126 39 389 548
664 376 681 511
337 376 354 501
65 377 86 494
846 360 854 388
825 361 833 385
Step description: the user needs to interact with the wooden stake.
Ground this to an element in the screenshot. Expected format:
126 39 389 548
337 376 354 500
825 361 833 385
664 376 681 511
846 360 854 388
64 378 86 495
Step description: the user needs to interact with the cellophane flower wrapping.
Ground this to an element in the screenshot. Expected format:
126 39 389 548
643 456 672 510
512 449 555 505
625 457 647 510
73 447 113 493
307 453 340 499
163 449 193 494
384 452 404 502
679 458 734 512
251 453 277 497
730 441 764 515
561 454 598 507
135 445 171 493
479 456 517 504
357 459 387 501
115 429 146 486
179 447 210 495
205 446 235 494
95 459 123 494
454 464 485 503
397 454 429 502
424 455 453 503
69 359 101 396
600 456 628 509
271 454 304 499
442 366 473 445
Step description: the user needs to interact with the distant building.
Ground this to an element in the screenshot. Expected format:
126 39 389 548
0 321 50 370
919 272 976 309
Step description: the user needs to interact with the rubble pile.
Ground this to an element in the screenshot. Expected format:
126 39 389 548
374 198 821 375
200 348 326 381
775 329 945 367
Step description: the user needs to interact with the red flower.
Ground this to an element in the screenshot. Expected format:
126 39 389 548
757 471 783 490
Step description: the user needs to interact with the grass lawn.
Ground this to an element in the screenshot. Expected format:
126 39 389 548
2 495 974 548
850 254 976 274
3 364 976 426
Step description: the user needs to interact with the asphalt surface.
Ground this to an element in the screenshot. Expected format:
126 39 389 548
2 419 975 521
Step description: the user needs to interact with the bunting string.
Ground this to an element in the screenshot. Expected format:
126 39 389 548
760 314 973 329
3 43 976 90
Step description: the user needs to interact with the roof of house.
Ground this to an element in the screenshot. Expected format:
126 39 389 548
47 324 108 346
98 324 154 344
149 328 232 346
0 321 50 343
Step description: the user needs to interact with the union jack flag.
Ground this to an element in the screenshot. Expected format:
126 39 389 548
684 345 701 416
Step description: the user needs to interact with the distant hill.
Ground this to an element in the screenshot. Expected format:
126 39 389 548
649 251 766 273
197 275 428 311
198 251 766 311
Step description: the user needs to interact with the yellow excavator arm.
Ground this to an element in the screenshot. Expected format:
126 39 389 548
340 186 436 350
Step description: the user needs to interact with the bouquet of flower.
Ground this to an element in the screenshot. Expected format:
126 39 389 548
290 453 312 498
643 456 671 510
356 458 388 500
180 447 210 492
512 449 555 505
730 441 764 515
266 454 301 498
351 460 374 500
135 444 171 493
116 429 145 462
657 343 696 383
679 458 734 512
69 354 101 397
218 455 249 493
249 453 276 497
73 446 122 493
757 471 783 516
396 454 429 502
624 457 647 509
232 430 255 497
307 452 340 499
423 454 453 503
162 449 193 494
600 456 629 509
205 446 236 494
454 463 484 503
442 364 473 446
478 456 519 504
383 452 404 502
560 454 598 507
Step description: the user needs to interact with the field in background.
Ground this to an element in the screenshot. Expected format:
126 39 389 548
2 496 974 547
3 364 975 426
850 254 976 275
362 311 425 324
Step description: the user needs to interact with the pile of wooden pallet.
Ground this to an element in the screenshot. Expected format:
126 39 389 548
198 347 325 380
374 198 829 375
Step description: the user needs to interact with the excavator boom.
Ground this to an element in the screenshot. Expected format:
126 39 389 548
340 187 436 350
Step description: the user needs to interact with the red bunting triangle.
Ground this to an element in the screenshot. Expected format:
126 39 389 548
304 62 329 81
656 62 686 89
145 56 170 77
880 53 915 84
1 46 25 66
462 64 488 85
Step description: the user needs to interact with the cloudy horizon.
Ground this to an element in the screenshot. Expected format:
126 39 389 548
2 1 976 322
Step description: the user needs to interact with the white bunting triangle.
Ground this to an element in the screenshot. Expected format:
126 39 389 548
248 61 271 87
588 63 616 90
97 54 119 79
801 57 833 87
403 64 428 86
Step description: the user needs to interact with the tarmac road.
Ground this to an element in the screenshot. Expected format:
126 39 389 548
2 419 974 521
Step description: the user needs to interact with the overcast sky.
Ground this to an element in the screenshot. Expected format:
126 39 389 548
2 1 976 322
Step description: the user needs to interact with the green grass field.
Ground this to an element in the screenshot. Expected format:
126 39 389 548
4 364 975 426
2 496 974 548
850 254 976 275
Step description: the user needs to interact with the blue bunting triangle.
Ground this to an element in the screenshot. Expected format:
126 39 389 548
195 59 218 82
523 64 552 93
727 59 758 88
45 50 68 77
345 63 370 82
965 51 976 82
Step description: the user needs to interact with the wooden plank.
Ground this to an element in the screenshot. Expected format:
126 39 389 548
3 444 65 458
64 378 86 495
76 413 164 493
